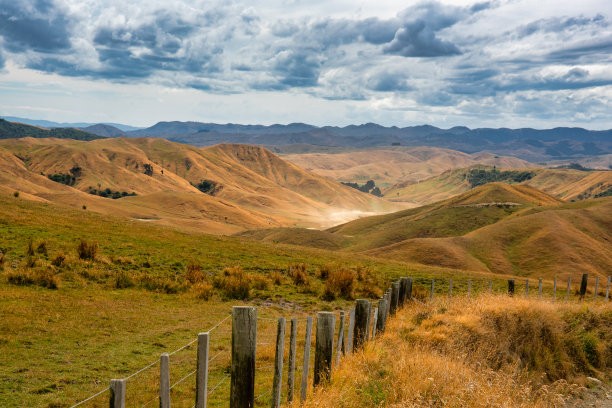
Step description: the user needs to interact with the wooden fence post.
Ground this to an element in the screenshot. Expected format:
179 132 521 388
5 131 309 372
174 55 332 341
525 279 529 297
335 312 345 366
271 318 286 408
230 306 257 408
606 276 611 302
566 276 572 301
314 312 335 387
508 279 515 296
430 280 435 300
371 308 378 340
384 290 391 322
468 280 472 297
196 332 209 408
448 279 453 297
538 279 542 299
399 277 408 307
407 277 413 300
580 273 588 299
287 319 297 403
366 303 372 341
390 282 400 315
594 276 599 301
109 379 126 408
300 316 313 402
353 299 370 351
347 308 355 353
553 277 557 301
376 298 386 335
160 353 170 408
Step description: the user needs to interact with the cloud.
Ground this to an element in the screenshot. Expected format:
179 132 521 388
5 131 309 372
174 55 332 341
381 2 492 57
515 14 607 38
0 0 72 53
273 49 321 88
367 71 412 92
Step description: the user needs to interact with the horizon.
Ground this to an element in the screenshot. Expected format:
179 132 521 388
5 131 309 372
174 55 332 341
0 0 611 129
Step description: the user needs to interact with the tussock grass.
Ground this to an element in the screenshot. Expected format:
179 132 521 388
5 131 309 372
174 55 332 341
296 295 611 407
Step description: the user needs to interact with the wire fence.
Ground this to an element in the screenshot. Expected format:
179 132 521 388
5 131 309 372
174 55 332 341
68 273 610 408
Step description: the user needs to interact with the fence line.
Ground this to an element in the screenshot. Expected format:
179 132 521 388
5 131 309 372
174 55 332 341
69 272 609 408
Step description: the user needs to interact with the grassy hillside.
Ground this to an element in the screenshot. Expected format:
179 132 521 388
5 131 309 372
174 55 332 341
0 190 508 407
0 138 402 233
240 184 611 278
385 165 612 205
299 296 612 408
282 146 534 187
0 119 103 141
326 183 562 252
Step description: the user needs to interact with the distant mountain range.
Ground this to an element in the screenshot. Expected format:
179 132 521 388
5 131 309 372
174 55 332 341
2 116 611 161
1 116 142 132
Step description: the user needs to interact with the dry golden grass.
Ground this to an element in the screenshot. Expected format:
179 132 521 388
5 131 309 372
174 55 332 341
294 295 611 408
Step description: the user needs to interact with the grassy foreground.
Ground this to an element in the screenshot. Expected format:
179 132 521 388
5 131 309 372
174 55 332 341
0 194 517 407
296 295 611 408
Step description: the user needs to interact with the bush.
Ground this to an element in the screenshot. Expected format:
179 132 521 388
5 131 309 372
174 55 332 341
318 264 332 280
215 266 250 300
7 268 58 289
270 271 283 285
26 239 35 257
185 261 205 284
13 191 19 198
25 256 37 268
76 239 97 260
139 275 182 294
51 251 66 267
289 264 310 286
36 241 48 256
114 271 134 289
0 251 5 270
193 281 214 300
324 268 356 300
251 274 270 291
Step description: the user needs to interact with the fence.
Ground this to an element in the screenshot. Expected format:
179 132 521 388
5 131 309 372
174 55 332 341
69 273 610 408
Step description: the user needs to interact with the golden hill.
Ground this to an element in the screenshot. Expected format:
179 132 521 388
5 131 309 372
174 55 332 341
385 166 612 205
281 146 534 186
366 198 612 279
0 137 401 234
239 183 612 279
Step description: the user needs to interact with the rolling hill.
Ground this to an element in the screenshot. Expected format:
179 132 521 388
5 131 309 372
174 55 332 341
281 146 534 187
239 183 612 278
385 165 612 205
0 119 104 141
0 137 401 234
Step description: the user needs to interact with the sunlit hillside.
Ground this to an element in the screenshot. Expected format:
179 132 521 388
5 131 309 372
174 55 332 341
0 137 402 233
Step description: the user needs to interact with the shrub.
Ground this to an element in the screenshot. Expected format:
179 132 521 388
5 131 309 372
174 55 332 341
35 269 59 289
82 205 87 210
7 268 58 289
318 264 333 280
289 264 310 286
51 251 66 267
324 268 356 300
270 271 283 285
114 271 134 289
7 269 35 286
76 239 97 260
185 261 205 284
193 281 214 300
36 241 48 256
26 239 35 257
215 266 250 300
251 274 270 291
0 251 5 270
13 191 19 198
25 256 37 268
139 275 182 294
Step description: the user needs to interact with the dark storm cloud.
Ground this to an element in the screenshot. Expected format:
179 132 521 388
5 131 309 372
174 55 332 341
0 0 72 53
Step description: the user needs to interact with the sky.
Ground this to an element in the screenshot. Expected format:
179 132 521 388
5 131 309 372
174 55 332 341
0 0 611 129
